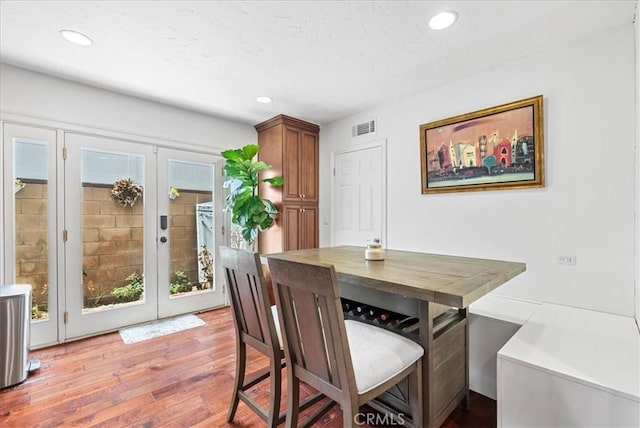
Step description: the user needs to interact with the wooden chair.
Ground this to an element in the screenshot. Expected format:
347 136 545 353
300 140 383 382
267 257 424 428
219 246 322 427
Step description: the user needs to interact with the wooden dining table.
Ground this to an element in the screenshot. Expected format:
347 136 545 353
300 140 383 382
267 245 526 428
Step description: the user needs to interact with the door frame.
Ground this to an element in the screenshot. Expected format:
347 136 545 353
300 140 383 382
156 148 227 318
63 132 159 340
330 138 387 247
1 122 63 348
1 113 233 347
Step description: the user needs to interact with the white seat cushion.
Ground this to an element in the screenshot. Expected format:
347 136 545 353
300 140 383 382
345 320 424 394
270 305 283 348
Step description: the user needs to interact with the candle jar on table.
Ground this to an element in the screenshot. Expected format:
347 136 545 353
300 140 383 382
365 239 385 261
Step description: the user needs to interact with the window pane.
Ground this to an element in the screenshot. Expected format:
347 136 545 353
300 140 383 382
81 149 145 312
168 159 215 297
14 139 50 321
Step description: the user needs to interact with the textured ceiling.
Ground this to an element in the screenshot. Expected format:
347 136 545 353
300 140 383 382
0 1 636 126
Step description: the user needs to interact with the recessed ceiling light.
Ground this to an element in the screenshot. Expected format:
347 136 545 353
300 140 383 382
59 29 93 47
256 96 273 104
428 11 458 30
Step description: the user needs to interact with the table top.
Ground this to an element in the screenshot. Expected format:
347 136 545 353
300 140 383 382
266 246 526 308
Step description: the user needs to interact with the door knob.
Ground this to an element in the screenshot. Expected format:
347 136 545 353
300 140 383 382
160 236 168 243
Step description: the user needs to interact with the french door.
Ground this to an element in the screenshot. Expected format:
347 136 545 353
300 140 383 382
2 123 61 348
3 126 227 343
156 148 226 318
64 134 226 340
64 133 159 339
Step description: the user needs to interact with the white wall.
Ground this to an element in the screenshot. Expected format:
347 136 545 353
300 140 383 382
0 63 255 151
635 0 639 329
320 25 637 317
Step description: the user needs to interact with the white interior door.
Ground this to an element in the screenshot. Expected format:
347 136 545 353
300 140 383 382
332 140 387 247
2 123 60 347
157 149 226 318
64 133 158 340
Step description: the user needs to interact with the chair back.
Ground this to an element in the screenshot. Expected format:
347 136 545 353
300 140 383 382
267 258 357 402
219 246 280 356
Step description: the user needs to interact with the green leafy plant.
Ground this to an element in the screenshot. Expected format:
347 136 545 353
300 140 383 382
222 144 283 245
86 279 109 307
31 283 49 320
111 272 144 302
31 304 47 320
170 271 193 294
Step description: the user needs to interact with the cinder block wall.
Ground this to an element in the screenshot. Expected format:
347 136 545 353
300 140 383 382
14 182 211 307
168 190 212 285
81 185 144 299
14 182 49 304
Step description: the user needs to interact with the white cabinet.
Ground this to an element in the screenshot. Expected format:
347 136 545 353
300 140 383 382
497 304 640 428
468 294 539 400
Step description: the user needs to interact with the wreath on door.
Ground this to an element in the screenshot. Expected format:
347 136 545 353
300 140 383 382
111 178 143 207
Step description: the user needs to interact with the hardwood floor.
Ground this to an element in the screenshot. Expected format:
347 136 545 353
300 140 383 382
0 307 496 427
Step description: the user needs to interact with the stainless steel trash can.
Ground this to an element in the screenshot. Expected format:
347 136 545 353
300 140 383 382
0 284 32 389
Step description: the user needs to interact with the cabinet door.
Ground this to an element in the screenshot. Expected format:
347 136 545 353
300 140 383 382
300 131 318 203
282 127 318 203
282 205 301 251
282 205 317 251
283 127 302 202
299 206 318 249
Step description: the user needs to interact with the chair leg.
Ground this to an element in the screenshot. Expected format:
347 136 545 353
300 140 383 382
266 356 282 428
341 402 358 428
285 374 300 428
227 341 246 422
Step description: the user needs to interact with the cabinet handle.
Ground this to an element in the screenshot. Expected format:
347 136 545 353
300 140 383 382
301 194 305 198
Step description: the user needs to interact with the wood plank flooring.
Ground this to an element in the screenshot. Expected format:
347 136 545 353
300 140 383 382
0 307 496 427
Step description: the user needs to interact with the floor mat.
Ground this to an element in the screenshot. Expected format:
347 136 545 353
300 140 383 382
119 314 205 344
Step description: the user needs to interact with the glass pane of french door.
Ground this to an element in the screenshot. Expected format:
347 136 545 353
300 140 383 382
157 149 226 318
64 133 157 340
2 123 59 348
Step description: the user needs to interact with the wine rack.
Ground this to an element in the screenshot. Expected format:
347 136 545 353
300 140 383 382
341 298 420 339
341 297 463 341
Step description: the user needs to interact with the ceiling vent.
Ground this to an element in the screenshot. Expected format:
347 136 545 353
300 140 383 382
352 119 376 138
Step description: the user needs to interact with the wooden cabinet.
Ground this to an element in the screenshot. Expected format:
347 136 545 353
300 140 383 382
256 115 319 254
283 127 318 203
282 205 318 250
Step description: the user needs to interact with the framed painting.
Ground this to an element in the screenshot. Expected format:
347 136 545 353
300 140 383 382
420 95 544 194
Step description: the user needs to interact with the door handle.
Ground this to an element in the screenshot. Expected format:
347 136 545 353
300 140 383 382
160 215 168 230
160 236 168 243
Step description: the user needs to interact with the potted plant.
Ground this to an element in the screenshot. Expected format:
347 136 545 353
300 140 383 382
222 144 283 248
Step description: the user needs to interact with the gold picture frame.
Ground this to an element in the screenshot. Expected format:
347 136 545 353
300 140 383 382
420 95 544 194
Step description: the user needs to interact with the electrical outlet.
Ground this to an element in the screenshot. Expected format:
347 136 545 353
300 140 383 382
556 255 576 265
